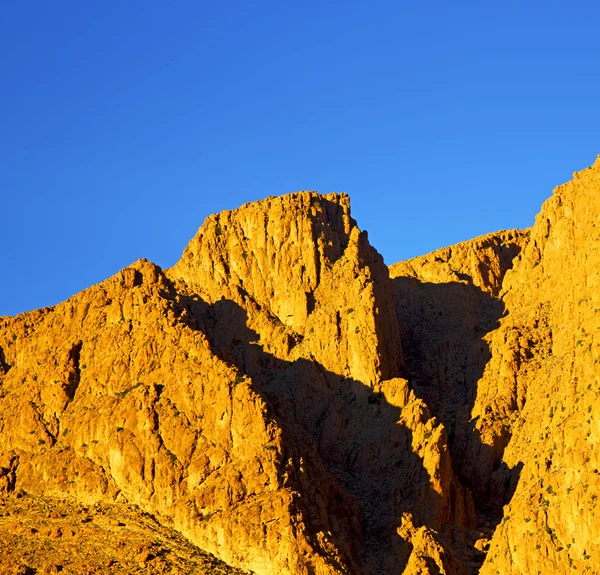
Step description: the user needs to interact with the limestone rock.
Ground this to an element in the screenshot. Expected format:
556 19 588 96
390 230 529 507
475 156 600 574
391 155 600 573
2 156 600 573
0 192 471 574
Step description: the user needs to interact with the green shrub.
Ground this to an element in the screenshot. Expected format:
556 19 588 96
116 382 143 398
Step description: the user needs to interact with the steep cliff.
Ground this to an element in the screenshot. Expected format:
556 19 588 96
2 157 600 574
390 230 529 506
475 157 600 573
390 156 600 573
0 192 473 575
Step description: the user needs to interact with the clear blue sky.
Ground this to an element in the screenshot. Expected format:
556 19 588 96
1 1 599 316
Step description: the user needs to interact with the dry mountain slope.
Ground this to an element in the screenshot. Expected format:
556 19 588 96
0 192 473 575
0 491 253 575
2 156 600 574
475 157 600 573
391 155 600 573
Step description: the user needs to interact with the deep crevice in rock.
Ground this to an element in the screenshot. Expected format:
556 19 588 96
65 341 83 401
0 345 10 374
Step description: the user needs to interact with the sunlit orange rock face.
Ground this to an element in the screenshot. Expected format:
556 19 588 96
1 157 599 574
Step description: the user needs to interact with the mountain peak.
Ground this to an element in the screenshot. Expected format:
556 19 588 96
2 158 600 574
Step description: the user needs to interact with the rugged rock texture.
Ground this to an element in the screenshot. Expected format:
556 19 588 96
391 156 600 573
390 230 530 511
474 158 600 574
1 157 600 574
0 192 473 575
0 491 252 574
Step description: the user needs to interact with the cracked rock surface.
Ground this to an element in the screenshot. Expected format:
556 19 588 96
2 157 600 574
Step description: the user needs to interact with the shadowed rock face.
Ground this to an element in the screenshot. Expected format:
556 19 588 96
2 156 600 574
390 231 529 512
169 192 403 386
390 156 600 573
0 191 471 575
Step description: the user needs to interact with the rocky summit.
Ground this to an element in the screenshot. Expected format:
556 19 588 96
1 157 600 574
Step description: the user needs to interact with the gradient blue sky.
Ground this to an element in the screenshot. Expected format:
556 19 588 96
2 1 599 316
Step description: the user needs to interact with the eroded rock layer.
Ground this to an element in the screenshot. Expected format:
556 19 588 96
391 156 600 573
475 158 600 573
0 192 473 575
2 156 600 574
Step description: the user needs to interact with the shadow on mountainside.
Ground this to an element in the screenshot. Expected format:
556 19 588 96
170 290 447 575
391 277 523 538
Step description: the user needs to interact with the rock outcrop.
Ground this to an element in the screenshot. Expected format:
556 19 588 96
474 158 600 573
391 156 600 573
0 192 473 575
1 156 600 574
390 229 529 510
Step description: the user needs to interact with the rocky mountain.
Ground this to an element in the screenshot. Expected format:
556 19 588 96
1 157 599 574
